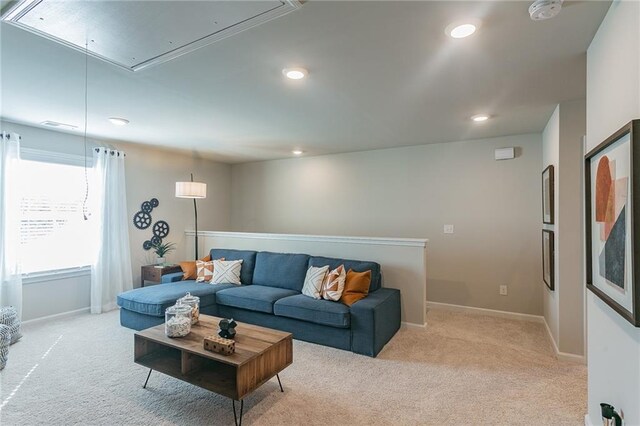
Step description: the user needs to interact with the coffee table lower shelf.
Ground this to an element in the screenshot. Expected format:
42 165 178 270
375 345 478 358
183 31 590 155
134 317 293 426
136 347 239 395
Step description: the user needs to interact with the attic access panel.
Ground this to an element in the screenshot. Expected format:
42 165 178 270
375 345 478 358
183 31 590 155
1 0 301 72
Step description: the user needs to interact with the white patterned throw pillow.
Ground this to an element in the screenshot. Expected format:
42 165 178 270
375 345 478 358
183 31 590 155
321 265 346 301
301 265 329 299
211 259 243 285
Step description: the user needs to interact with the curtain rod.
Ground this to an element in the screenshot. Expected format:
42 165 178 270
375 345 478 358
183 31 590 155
94 147 126 157
1 132 22 140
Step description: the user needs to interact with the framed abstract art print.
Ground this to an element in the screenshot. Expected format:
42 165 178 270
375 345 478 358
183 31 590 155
585 120 640 326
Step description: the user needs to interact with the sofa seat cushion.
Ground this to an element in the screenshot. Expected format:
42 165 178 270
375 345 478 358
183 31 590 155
117 281 235 317
215 285 298 314
274 295 351 328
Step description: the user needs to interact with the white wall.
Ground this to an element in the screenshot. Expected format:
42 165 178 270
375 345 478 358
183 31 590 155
231 133 543 316
586 1 640 424
0 121 232 321
542 105 560 346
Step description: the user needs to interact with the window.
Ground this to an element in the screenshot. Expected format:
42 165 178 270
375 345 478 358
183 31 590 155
18 152 94 274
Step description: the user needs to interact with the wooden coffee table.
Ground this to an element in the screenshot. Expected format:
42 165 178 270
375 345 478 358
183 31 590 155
134 315 293 425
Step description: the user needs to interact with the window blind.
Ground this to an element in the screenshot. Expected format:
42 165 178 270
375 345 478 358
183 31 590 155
18 157 94 274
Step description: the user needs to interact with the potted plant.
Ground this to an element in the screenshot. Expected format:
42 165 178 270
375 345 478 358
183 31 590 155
153 241 176 265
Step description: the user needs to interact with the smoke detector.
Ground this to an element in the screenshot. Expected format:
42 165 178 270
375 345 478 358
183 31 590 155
529 0 563 21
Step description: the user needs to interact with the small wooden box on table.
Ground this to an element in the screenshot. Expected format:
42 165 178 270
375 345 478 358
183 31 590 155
134 315 293 425
140 264 182 287
204 335 236 355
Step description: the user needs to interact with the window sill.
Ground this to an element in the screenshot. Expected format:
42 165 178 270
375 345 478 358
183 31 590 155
22 266 91 285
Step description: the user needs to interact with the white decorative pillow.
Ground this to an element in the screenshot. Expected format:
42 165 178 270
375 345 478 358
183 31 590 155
301 265 329 299
211 259 243 285
195 260 214 283
321 265 346 301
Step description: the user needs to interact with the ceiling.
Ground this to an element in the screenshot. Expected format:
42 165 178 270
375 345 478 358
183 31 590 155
0 1 611 163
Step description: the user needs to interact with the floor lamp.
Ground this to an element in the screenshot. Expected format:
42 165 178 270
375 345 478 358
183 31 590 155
175 174 207 260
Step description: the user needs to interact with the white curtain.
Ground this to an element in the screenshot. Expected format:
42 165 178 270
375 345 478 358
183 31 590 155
0 132 22 318
91 147 133 313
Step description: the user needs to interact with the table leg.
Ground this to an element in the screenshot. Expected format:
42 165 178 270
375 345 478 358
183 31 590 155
232 399 243 426
143 369 152 389
276 374 284 392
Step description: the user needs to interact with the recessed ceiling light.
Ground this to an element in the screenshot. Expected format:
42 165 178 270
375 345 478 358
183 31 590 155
292 150 304 155
471 114 490 122
40 120 77 130
108 117 130 126
283 68 308 80
445 21 480 39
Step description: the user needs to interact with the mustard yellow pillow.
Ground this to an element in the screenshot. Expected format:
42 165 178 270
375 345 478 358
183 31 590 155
179 255 211 280
340 269 371 306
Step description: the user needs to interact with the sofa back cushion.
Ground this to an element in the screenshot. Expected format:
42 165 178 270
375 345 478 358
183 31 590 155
253 251 310 291
308 256 382 292
210 249 257 285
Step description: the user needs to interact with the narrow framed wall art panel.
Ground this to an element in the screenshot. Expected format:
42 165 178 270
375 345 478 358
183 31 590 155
542 229 554 291
542 165 555 224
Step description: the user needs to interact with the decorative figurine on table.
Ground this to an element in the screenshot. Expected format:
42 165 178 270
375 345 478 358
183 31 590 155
218 318 237 339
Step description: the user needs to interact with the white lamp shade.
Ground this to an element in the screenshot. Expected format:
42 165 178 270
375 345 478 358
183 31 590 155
175 181 207 199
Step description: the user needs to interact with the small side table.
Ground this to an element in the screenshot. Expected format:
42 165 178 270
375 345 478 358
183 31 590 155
141 265 182 287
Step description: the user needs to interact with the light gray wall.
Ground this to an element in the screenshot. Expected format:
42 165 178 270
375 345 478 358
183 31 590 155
557 99 586 357
1 121 232 321
541 99 587 358
231 133 543 316
586 1 640 424
117 139 231 284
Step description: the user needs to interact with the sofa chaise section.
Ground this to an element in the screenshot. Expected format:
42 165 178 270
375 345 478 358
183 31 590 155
117 280 235 330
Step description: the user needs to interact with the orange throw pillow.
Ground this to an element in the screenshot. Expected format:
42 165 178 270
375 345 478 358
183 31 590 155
179 255 211 280
340 269 371 306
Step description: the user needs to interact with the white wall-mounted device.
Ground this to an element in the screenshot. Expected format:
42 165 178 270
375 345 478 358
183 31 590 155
494 147 515 161
529 0 563 21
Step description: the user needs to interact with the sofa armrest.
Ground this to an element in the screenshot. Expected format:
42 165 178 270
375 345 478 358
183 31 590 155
350 288 401 357
161 272 184 284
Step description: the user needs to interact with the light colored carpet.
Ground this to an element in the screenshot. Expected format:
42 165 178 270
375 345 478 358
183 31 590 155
0 309 586 425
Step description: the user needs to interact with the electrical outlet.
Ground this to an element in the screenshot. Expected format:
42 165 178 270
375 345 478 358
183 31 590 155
444 224 454 234
499 285 508 296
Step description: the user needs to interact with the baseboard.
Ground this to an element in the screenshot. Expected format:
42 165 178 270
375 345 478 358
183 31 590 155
542 317 586 364
584 414 593 426
401 321 427 329
22 307 90 325
426 301 545 323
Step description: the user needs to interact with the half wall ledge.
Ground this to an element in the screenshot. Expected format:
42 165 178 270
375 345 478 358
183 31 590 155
184 230 428 326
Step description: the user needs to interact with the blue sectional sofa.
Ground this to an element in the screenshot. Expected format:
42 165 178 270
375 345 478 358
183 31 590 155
117 248 401 357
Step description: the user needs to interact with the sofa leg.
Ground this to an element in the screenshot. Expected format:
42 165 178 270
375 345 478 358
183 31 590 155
143 369 152 389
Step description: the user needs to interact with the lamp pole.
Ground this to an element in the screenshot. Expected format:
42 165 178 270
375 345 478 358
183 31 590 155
191 173 199 260
176 174 206 261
